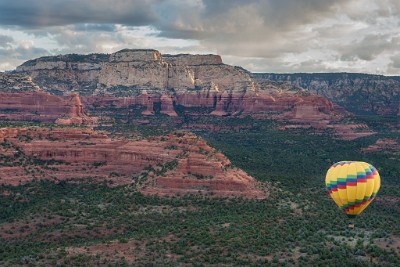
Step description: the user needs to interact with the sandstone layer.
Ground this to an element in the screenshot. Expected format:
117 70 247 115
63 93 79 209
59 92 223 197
16 49 252 96
254 73 400 115
0 128 265 199
0 73 41 92
16 49 337 122
0 73 93 124
14 49 372 131
15 53 109 95
361 138 400 154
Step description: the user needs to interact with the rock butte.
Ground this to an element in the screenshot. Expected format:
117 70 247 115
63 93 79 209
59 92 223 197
0 49 381 140
0 128 265 199
14 49 338 125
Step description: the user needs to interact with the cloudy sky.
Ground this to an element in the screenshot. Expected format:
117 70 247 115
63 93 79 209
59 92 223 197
0 0 400 74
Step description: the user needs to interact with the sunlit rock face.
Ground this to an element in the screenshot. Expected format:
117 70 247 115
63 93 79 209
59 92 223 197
14 49 339 124
15 54 108 95
15 49 252 96
97 49 169 94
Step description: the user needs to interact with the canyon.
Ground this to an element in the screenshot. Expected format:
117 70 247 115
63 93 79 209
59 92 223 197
0 48 395 195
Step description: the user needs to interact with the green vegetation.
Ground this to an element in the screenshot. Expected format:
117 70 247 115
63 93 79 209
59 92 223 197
0 113 399 266
20 53 109 66
140 159 179 178
92 161 107 167
1 176 398 266
198 119 399 190
0 121 88 129
188 172 213 179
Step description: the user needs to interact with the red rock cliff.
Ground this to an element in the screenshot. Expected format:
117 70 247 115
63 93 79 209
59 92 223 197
0 128 265 199
14 49 338 125
0 73 93 124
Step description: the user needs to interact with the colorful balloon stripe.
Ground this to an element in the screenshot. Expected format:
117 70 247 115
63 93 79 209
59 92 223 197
325 161 380 217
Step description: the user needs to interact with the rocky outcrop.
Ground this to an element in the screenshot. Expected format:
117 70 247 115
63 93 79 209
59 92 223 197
109 49 162 62
160 94 178 116
0 73 93 124
82 87 336 123
16 54 108 95
97 50 169 95
16 49 251 96
14 50 399 120
163 54 222 66
0 128 265 199
361 138 400 154
14 49 341 125
0 73 41 92
278 94 333 121
253 73 400 115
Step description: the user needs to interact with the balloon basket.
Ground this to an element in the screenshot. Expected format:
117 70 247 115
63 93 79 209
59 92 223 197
346 214 356 229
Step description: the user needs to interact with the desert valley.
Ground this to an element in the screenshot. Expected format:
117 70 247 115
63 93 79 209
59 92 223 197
0 48 399 266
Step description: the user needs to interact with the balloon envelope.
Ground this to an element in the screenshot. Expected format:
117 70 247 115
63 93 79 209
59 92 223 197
325 161 380 218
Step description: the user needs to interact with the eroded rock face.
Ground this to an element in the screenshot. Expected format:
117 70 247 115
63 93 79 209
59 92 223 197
16 54 108 95
109 49 162 62
361 138 400 154
160 94 178 116
14 49 339 125
16 49 251 96
85 81 335 124
0 73 41 92
254 73 400 115
279 94 333 121
163 54 222 66
0 128 265 199
97 50 169 94
0 73 93 124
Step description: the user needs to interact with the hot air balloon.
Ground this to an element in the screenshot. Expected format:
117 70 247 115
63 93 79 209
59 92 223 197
325 161 380 227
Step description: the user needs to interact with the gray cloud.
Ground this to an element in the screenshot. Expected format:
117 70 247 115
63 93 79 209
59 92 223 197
154 0 350 58
389 54 400 69
0 44 49 59
0 43 49 70
0 34 14 48
158 1 346 35
13 46 49 60
1 0 400 74
339 35 400 61
0 0 159 27
51 27 123 54
74 24 117 32
41 25 175 56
